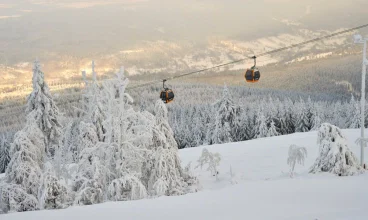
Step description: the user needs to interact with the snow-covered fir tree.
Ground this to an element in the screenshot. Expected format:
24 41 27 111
255 109 268 138
25 61 62 157
0 135 11 173
206 85 238 144
310 108 322 131
267 120 279 137
62 119 82 163
83 61 106 142
102 68 151 202
73 143 115 205
147 100 197 196
0 183 39 213
295 98 311 133
309 123 363 176
1 112 46 213
347 95 361 129
38 162 71 209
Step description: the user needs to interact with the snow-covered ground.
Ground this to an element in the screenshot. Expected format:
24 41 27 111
3 129 368 220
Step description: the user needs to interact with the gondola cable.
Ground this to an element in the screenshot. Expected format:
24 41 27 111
127 23 368 91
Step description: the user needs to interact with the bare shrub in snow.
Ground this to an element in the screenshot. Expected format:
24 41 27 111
287 144 307 177
196 148 221 180
309 123 363 176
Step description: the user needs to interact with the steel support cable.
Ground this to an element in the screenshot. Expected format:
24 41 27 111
127 23 368 90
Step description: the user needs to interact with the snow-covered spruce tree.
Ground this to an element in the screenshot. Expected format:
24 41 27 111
347 96 361 129
77 122 99 157
0 183 39 213
236 111 249 141
62 118 82 163
38 162 70 210
245 114 256 140
73 79 111 205
0 135 11 173
147 100 197 197
267 120 279 137
309 123 363 176
26 61 62 157
295 98 311 133
287 145 307 177
255 110 268 138
205 107 216 145
104 72 150 202
193 115 205 147
207 85 237 144
310 109 322 131
283 98 296 134
109 110 153 201
83 61 106 142
73 143 116 205
1 113 46 213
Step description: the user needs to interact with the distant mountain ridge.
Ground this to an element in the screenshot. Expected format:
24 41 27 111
0 27 360 86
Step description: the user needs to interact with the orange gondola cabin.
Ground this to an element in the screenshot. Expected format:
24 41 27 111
244 56 260 83
160 88 174 103
160 80 174 103
244 68 261 83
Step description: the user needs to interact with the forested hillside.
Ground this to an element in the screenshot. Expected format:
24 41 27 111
1 60 367 173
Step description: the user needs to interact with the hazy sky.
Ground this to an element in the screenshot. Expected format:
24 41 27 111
0 0 367 64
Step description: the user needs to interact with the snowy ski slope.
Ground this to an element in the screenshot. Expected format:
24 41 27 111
3 129 368 220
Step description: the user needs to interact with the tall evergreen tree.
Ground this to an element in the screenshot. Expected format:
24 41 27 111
0 135 10 173
82 61 106 142
295 98 310 132
26 61 62 157
347 96 361 129
2 113 46 212
147 100 196 196
267 120 280 137
207 85 237 144
255 110 268 138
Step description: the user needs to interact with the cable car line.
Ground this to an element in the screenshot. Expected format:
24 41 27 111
127 23 368 92
127 24 368 90
127 23 368 103
254 23 368 58
128 58 249 90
